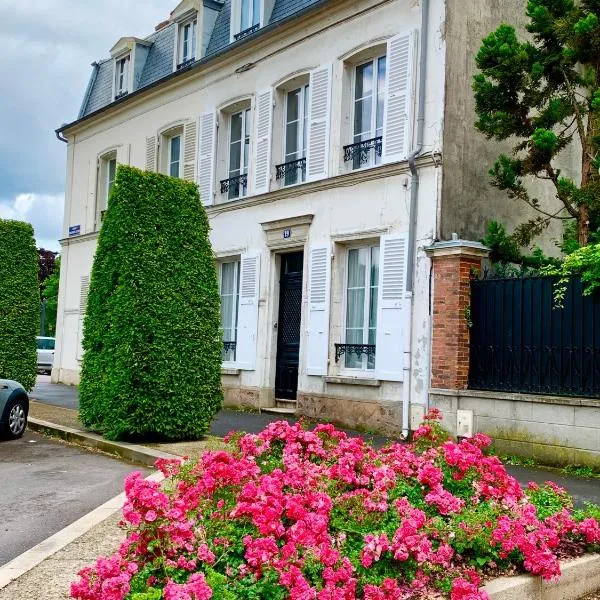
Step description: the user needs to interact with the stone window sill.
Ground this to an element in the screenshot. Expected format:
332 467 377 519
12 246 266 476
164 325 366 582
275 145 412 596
324 376 381 387
221 368 240 376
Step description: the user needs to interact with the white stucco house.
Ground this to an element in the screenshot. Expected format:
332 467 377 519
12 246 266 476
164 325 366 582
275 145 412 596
54 0 541 435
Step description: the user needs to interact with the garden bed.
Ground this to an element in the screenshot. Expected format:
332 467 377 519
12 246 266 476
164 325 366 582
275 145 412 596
70 410 600 599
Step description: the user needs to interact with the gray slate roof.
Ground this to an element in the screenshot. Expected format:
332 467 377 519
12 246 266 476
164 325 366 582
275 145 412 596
78 0 323 120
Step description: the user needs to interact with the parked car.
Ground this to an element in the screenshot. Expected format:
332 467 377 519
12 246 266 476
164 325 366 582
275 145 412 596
0 380 28 439
36 336 55 374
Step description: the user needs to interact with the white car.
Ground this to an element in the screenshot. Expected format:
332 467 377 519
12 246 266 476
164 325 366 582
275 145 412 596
36 336 55 374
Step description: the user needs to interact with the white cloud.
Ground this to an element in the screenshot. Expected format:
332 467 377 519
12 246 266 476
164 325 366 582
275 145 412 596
0 1 169 210
0 193 64 252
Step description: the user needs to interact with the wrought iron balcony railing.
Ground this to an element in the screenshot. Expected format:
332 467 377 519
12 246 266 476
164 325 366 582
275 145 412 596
343 136 383 166
114 90 129 101
176 57 195 71
275 158 306 185
234 24 260 41
223 341 237 353
220 174 248 199
334 344 376 363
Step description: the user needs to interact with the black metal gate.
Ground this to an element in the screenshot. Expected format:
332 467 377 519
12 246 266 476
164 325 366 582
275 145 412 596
469 275 600 397
275 252 304 400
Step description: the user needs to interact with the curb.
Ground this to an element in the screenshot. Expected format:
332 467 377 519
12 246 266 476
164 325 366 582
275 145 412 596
0 471 164 590
27 417 179 467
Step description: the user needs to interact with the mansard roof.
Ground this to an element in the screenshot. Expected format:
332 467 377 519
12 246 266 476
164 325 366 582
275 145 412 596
69 0 325 128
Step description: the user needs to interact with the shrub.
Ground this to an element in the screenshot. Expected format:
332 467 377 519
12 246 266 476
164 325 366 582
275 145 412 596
71 411 600 600
0 219 39 391
79 165 223 441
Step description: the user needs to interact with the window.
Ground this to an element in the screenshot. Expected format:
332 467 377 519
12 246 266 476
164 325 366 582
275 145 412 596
225 109 251 199
349 55 386 169
220 261 240 362
344 245 379 370
280 85 309 186
115 55 130 98
237 0 260 37
168 135 182 178
178 19 197 67
97 151 117 224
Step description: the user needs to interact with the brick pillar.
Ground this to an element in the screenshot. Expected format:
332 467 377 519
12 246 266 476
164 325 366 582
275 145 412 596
425 241 490 390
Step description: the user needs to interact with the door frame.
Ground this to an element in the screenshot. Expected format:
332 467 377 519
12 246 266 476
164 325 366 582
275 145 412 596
263 246 307 406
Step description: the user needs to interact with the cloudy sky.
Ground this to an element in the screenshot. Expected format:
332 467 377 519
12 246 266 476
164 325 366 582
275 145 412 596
0 1 170 251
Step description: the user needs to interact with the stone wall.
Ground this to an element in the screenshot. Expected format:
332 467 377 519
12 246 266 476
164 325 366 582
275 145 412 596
430 389 600 467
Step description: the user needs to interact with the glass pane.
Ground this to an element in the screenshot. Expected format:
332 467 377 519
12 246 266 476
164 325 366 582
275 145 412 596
287 89 300 123
302 85 309 156
354 98 372 140
243 109 251 172
376 56 386 132
345 248 367 369
241 0 250 30
230 112 242 143
170 136 181 177
183 24 190 59
285 123 299 160
253 0 260 25
192 21 197 58
355 62 373 102
368 246 379 370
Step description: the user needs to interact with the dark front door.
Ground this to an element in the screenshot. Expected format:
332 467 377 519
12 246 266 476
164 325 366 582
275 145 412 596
275 252 304 400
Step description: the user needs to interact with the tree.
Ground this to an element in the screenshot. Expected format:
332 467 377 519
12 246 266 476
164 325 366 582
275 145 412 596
42 256 60 336
473 0 600 248
79 165 223 441
0 220 40 391
38 248 58 288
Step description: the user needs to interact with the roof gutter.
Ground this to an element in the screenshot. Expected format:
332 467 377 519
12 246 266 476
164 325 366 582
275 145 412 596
56 0 331 136
401 0 429 439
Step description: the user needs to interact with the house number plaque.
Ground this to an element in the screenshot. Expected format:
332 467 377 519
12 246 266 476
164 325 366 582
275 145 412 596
282 228 292 239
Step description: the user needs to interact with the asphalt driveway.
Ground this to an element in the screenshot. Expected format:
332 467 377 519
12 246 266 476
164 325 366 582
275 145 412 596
0 431 146 567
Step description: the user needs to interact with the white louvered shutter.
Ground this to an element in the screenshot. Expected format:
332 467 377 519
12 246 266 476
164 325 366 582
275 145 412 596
116 143 130 166
375 234 408 381
236 253 260 370
253 88 273 195
183 121 198 181
306 244 331 376
198 111 217 206
77 275 90 360
382 31 416 164
306 64 332 182
145 136 157 172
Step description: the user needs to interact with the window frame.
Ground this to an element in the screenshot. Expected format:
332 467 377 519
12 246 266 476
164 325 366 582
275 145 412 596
226 108 251 199
281 84 309 186
240 0 261 33
341 242 380 374
350 53 387 169
97 150 118 226
178 17 198 66
219 259 240 365
168 134 182 178
114 54 131 98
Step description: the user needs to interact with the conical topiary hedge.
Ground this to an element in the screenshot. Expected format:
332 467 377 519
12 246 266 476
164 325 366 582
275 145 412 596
79 165 223 440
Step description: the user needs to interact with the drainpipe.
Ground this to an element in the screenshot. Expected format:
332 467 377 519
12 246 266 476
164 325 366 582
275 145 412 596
401 0 430 439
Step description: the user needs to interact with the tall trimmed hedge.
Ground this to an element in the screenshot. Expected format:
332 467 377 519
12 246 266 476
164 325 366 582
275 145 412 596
79 165 223 440
0 220 39 391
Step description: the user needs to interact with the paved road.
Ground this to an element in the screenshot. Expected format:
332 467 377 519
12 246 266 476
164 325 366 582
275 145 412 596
0 431 146 567
30 376 390 446
29 377 600 507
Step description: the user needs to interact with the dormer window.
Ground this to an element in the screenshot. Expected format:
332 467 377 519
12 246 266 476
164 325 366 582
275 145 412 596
115 55 130 99
238 0 260 38
178 18 197 69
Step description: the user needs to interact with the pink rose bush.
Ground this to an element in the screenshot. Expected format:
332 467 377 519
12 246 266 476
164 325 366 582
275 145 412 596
71 410 600 600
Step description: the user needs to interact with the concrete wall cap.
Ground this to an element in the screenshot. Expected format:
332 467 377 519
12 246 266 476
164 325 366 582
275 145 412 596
425 239 490 258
